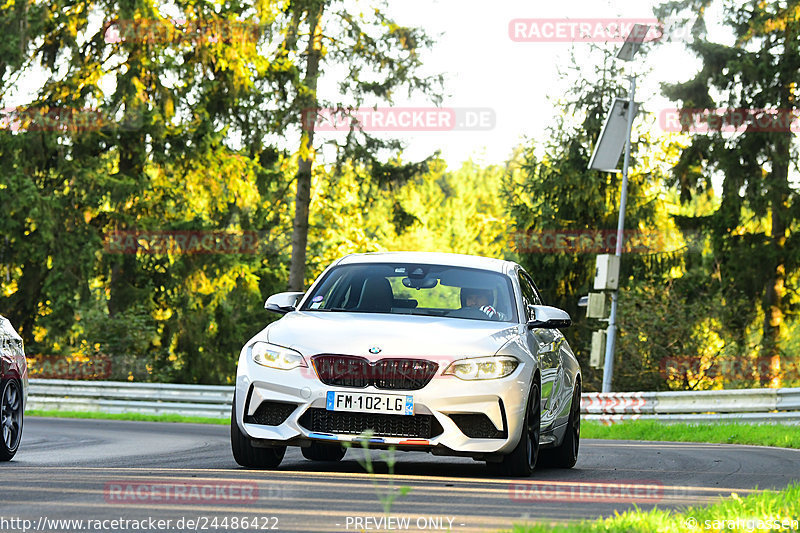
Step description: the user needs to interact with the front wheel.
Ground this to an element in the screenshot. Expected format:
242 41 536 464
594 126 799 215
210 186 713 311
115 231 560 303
492 382 540 477
539 382 580 469
230 399 285 469
1 379 23 461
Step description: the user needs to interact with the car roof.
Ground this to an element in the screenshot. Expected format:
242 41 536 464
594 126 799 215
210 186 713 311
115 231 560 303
334 251 517 275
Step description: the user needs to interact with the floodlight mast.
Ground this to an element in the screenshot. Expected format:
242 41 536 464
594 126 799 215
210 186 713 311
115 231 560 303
595 24 649 393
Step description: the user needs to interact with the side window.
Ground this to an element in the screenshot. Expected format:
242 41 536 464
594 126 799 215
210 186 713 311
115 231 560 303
517 270 542 321
522 273 543 306
517 272 535 321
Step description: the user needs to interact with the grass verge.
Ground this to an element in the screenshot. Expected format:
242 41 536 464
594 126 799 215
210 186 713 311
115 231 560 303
27 409 227 425
511 483 800 532
582 420 800 449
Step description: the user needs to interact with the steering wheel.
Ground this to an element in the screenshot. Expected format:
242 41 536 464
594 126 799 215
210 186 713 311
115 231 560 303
447 307 499 320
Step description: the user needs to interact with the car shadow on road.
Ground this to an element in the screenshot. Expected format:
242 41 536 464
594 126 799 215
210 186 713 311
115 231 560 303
275 453 590 480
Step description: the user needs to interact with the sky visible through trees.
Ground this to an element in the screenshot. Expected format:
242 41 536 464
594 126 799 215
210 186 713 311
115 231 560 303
1 0 798 391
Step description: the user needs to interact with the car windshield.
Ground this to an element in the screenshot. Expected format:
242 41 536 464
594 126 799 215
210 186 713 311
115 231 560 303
300 263 518 322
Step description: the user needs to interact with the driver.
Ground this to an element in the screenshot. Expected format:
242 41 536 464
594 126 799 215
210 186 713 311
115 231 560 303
461 288 500 320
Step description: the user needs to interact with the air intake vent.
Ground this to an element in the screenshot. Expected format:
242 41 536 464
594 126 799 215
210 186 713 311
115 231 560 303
449 413 506 439
244 401 297 426
298 408 443 439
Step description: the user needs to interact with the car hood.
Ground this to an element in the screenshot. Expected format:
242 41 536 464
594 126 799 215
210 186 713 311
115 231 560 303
258 311 522 360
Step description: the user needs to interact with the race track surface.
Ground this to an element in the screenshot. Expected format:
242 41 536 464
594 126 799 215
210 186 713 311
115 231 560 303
2 417 799 532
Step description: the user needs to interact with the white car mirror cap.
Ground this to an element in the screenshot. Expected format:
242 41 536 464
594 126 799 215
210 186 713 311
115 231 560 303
265 291 305 314
527 305 572 329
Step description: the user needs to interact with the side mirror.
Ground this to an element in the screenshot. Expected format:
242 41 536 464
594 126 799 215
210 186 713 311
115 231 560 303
265 292 305 315
527 305 572 329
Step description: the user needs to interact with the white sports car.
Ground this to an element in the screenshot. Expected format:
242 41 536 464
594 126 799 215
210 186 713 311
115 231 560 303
232 252 581 476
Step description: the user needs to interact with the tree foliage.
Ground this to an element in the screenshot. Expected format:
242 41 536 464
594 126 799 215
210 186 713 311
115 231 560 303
503 52 674 391
2 0 797 391
656 0 800 385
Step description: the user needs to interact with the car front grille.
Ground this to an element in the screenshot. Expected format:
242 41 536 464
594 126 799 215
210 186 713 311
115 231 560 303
244 401 298 426
449 413 507 439
311 355 438 390
298 408 443 439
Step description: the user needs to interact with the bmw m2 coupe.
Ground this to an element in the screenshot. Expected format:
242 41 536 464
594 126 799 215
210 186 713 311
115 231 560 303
232 252 580 476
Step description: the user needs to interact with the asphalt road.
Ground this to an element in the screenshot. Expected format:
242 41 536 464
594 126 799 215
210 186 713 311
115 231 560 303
2 417 799 532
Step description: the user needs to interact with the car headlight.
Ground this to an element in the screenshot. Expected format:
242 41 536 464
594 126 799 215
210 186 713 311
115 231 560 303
249 342 307 370
443 356 519 380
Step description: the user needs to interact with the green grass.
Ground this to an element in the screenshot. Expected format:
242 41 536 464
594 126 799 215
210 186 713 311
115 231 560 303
511 483 800 532
582 420 800 449
28 409 227 425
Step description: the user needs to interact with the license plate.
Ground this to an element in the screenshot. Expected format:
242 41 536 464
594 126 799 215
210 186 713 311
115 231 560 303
326 391 413 416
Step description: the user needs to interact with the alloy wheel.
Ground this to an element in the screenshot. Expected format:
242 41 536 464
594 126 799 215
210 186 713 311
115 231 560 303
1 380 22 453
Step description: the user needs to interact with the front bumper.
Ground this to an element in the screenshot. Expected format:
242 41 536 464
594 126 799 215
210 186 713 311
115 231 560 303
234 353 531 456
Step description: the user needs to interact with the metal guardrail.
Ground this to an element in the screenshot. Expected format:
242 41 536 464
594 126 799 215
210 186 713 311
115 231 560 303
581 388 800 425
26 379 800 424
28 379 233 418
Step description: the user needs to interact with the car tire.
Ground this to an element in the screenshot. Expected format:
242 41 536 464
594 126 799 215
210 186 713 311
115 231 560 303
302 442 347 462
492 382 540 477
539 382 580 469
1 379 23 462
230 399 285 469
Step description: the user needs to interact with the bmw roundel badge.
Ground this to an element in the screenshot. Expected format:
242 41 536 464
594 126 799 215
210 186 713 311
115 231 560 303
368 346 382 354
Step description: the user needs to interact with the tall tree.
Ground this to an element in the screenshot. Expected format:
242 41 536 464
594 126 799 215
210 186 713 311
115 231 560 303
0 0 297 382
280 0 441 290
287 1 323 291
656 0 800 385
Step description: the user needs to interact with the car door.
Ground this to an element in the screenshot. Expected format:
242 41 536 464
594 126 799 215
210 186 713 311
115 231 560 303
517 270 564 430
